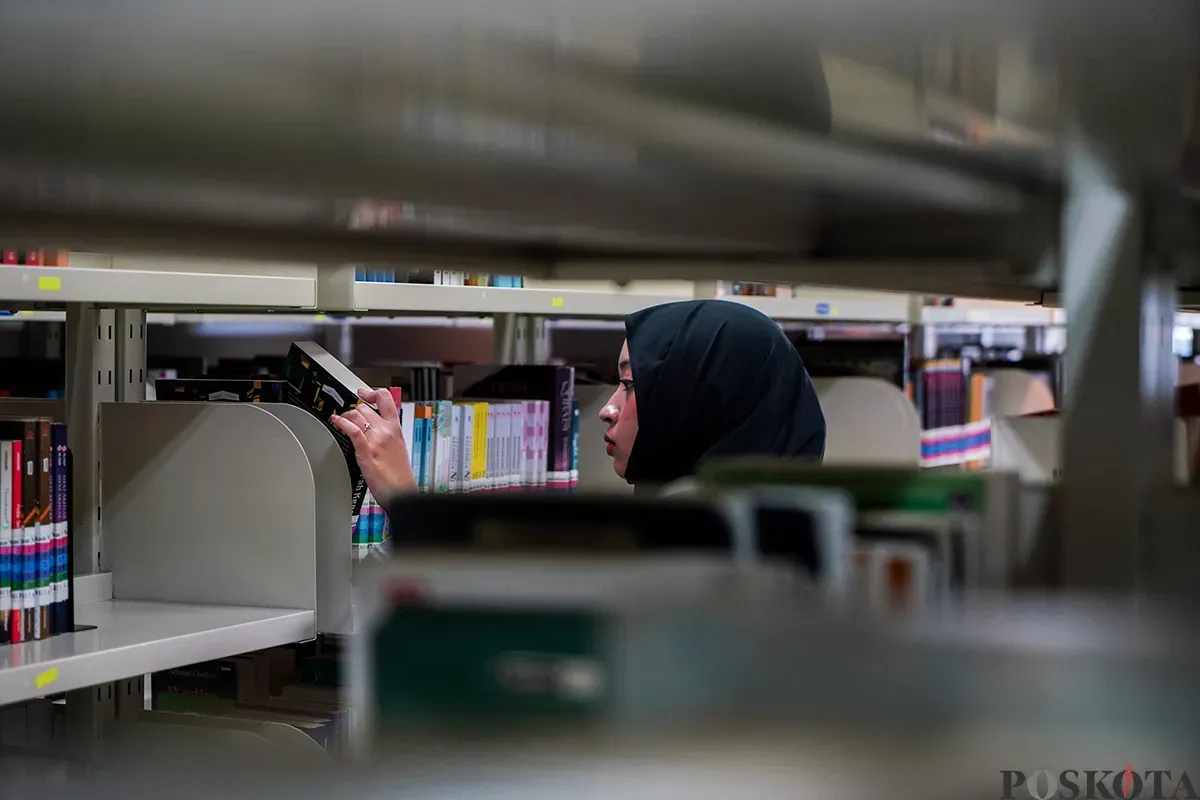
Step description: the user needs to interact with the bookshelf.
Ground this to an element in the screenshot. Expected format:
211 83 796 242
0 602 312 706
0 265 316 310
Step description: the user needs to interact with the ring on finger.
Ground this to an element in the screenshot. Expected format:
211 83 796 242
363 421 372 431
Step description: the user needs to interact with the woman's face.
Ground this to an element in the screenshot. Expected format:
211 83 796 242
599 339 638 478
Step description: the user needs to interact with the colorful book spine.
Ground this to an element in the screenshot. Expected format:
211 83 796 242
51 424 69 635
570 401 580 492
36 421 52 639
21 423 37 642
8 439 22 643
470 402 488 493
0 440 11 635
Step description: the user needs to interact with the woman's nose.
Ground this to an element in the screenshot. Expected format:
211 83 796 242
599 398 620 423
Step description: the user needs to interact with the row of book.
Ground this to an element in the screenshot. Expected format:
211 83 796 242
353 266 526 287
400 400 582 494
714 281 800 297
0 419 72 645
0 249 70 267
913 354 1059 468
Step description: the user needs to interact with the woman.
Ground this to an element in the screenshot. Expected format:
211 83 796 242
332 299 825 500
601 299 825 491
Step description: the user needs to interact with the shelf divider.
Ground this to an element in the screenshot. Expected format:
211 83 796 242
100 402 320 612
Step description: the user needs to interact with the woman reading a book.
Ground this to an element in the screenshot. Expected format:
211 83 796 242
333 299 825 500
600 299 826 492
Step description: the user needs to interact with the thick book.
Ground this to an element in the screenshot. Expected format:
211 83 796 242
452 365 575 491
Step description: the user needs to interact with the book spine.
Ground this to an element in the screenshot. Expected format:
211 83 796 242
9 439 22 643
486 405 497 493
461 405 475 493
21 422 36 642
434 400 452 493
420 410 434 492
0 440 11 635
448 405 463 493
400 403 415 476
352 492 369 561
511 402 520 491
549 368 575 490
511 407 520 494
571 401 580 492
537 401 550 490
511 404 525 491
52 424 69 636
497 405 508 493
470 403 487 493
37 421 52 639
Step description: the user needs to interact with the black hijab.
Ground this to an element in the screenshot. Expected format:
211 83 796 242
623 300 825 487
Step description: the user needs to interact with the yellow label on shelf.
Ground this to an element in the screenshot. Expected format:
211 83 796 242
551 297 564 308
16 310 33 316
314 314 328 322
37 276 62 292
35 667 58 689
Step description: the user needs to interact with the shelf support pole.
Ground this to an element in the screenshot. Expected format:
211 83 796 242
493 313 548 364
1058 48 1193 594
115 310 147 402
65 305 116 576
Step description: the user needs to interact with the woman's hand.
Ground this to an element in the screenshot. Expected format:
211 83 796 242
330 387 417 502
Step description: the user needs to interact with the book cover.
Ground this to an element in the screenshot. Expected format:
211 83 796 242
282 342 375 525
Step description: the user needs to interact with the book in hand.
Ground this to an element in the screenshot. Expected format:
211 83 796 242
283 342 376 527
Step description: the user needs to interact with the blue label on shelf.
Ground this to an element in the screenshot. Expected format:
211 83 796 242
815 302 831 316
